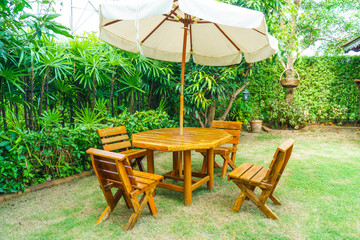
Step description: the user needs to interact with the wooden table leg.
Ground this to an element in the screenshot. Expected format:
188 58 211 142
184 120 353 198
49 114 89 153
173 151 180 176
147 149 154 174
207 148 214 190
183 150 192 205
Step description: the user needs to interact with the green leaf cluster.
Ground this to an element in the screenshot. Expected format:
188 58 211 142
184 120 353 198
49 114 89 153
229 56 360 126
105 110 178 137
0 110 176 194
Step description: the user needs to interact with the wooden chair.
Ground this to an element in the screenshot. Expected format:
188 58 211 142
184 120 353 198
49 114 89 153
196 121 243 178
97 126 146 171
228 139 296 220
86 148 163 231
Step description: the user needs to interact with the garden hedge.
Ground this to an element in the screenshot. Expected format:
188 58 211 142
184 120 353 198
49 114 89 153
243 56 360 124
0 110 176 194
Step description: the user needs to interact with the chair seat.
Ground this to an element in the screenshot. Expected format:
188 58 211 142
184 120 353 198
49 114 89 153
119 149 147 160
109 170 163 197
133 170 164 183
228 162 269 185
196 146 236 155
131 171 164 196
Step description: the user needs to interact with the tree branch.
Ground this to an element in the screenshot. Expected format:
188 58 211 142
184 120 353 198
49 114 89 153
219 64 253 121
297 37 330 58
277 57 287 69
194 112 205 128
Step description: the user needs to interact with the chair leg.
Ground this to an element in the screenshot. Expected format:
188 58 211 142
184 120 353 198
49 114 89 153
232 190 246 212
220 155 229 178
136 156 145 172
202 152 220 175
245 186 255 200
259 191 280 220
270 194 282 205
97 189 123 224
228 152 237 170
123 192 133 209
147 193 158 215
235 181 279 220
124 184 157 231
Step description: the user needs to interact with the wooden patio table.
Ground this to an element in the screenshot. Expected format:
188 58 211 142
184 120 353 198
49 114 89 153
132 127 232 205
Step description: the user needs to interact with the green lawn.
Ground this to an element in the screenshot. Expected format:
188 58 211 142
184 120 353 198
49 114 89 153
1 127 359 239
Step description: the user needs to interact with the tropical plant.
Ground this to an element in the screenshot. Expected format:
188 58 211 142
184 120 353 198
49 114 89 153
74 105 104 130
185 63 249 128
70 37 112 110
0 65 24 130
35 37 72 116
119 72 145 114
103 47 133 115
40 108 63 129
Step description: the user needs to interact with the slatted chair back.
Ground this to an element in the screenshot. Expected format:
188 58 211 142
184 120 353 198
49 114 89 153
212 121 243 148
264 139 296 186
97 126 131 152
89 148 137 194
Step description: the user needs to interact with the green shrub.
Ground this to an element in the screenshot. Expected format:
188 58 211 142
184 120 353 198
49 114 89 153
0 110 177 194
105 110 178 137
229 56 360 125
228 99 265 124
267 99 309 129
0 127 101 193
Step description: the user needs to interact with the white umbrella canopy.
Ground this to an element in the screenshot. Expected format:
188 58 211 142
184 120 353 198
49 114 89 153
99 0 278 134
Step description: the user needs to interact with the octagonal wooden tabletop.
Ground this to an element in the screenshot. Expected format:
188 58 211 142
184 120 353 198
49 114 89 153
132 127 232 151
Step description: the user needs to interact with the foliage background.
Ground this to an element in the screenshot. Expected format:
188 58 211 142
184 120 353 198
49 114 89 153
0 110 176 194
228 56 360 127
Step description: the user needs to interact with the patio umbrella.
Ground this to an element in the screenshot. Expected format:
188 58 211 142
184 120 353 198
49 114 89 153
99 0 278 135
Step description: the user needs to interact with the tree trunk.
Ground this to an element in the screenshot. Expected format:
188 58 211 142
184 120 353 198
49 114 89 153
285 88 294 105
148 85 153 110
205 100 216 128
44 73 50 111
15 102 18 119
129 92 134 114
29 67 34 130
0 80 7 131
117 90 122 115
61 96 65 127
70 98 74 127
91 74 96 110
1 99 7 131
23 76 29 129
108 72 115 114
285 58 295 105
39 67 49 116
283 0 301 105
137 91 141 112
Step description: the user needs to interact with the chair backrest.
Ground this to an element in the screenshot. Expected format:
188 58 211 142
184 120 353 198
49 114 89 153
86 148 137 194
212 121 243 147
97 126 132 152
264 139 296 185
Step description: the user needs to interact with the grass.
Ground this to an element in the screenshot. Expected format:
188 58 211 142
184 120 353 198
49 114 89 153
1 128 360 239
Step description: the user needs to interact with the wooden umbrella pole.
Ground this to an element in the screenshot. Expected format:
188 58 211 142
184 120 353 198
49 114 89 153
180 15 189 135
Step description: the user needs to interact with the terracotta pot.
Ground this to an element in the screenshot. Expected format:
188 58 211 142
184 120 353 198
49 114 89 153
280 78 299 88
250 120 263 133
